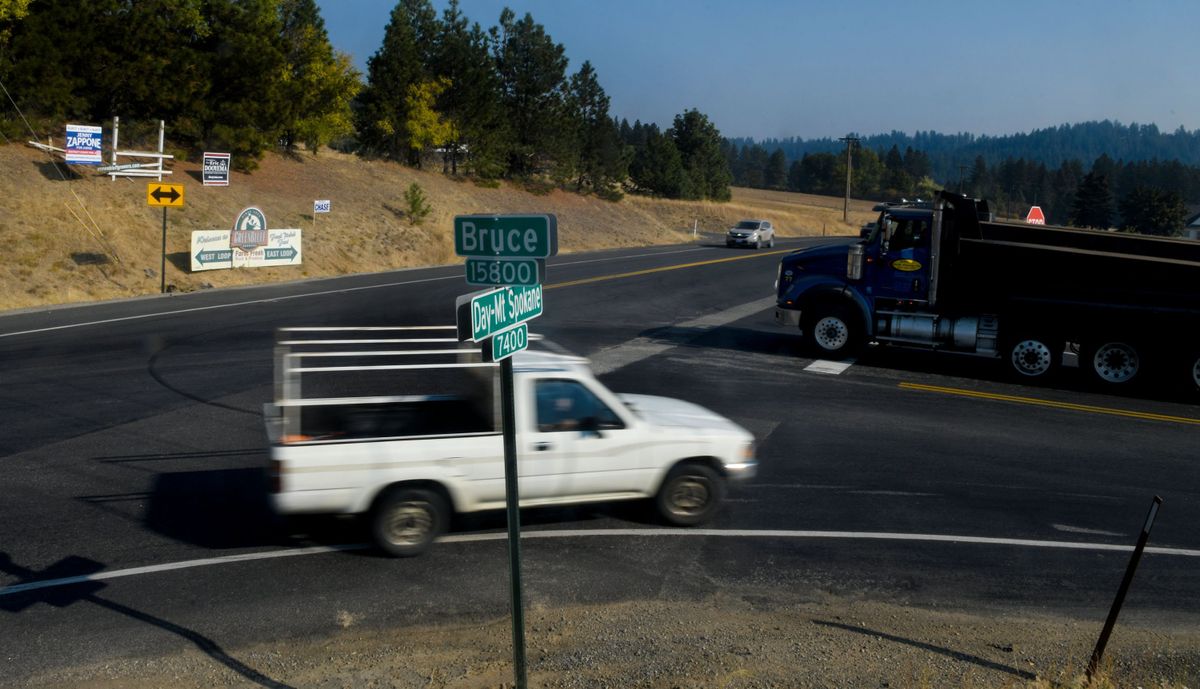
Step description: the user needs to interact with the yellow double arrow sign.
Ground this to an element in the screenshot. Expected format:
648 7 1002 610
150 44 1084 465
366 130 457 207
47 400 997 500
147 183 184 207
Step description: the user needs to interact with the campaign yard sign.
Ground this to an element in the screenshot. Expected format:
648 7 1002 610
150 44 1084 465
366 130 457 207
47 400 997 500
65 124 103 164
203 152 231 186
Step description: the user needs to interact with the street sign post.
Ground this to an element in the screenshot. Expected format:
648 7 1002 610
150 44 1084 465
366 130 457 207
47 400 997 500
1025 206 1046 224
465 257 545 287
455 284 543 342
486 323 529 362
147 183 185 293
454 214 558 258
451 212 557 689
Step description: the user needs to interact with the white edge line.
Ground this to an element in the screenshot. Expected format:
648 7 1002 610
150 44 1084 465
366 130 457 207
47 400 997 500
0 247 715 339
3 529 1198 597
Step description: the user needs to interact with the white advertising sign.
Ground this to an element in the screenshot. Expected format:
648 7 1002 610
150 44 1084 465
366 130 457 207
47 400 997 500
190 229 302 272
314 199 331 213
65 124 103 164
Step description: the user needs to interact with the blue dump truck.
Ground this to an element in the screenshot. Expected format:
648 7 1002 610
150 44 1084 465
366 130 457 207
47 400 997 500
774 191 1200 391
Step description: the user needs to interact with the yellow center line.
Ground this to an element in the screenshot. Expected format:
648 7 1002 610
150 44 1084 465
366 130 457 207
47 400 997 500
545 249 791 290
899 382 1200 426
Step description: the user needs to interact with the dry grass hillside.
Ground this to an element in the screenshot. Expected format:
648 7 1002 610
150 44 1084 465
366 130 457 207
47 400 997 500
0 144 877 311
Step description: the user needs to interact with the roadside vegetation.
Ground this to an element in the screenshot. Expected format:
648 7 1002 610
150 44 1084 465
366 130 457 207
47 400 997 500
3 0 1196 247
0 143 875 311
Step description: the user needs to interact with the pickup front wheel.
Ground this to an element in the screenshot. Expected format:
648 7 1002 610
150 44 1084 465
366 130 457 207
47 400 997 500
371 487 447 557
656 463 725 526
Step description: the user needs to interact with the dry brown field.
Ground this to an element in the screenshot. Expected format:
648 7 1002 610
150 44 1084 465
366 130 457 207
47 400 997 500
0 144 877 311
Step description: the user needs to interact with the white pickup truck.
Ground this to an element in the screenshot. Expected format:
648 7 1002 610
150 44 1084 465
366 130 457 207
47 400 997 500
264 327 757 556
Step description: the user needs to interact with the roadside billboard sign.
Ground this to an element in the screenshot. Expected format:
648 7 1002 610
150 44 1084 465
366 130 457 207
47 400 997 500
190 229 302 271
64 124 102 164
202 152 230 186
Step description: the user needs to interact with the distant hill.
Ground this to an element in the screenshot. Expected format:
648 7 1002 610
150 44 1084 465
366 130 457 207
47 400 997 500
731 121 1200 182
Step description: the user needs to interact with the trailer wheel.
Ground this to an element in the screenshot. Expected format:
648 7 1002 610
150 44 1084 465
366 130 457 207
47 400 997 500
1085 340 1142 386
371 487 447 557
1006 335 1060 380
656 463 725 526
802 303 862 360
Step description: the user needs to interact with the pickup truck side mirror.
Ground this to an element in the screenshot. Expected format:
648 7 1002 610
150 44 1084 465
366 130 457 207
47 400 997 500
579 416 604 438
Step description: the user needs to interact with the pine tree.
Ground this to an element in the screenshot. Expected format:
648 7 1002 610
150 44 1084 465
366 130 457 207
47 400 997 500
564 62 627 193
1118 186 1186 236
492 9 568 176
737 145 768 188
630 129 687 198
0 0 31 50
356 0 437 162
1071 171 1114 229
430 0 507 176
765 149 787 190
669 109 731 201
196 0 289 169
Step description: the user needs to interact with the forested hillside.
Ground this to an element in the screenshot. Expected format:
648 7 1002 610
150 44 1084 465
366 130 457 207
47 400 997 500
2 1 1198 235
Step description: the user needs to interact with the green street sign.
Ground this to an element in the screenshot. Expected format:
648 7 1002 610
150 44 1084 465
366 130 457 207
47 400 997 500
454 214 558 258
485 323 529 362
465 257 545 287
456 284 543 342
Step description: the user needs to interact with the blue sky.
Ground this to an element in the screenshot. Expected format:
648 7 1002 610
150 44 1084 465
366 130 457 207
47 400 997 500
317 0 1200 140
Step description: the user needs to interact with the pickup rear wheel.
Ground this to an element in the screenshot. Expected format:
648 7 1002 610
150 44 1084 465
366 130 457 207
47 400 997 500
371 487 447 557
1084 340 1142 386
802 303 862 360
1006 335 1060 380
656 464 725 526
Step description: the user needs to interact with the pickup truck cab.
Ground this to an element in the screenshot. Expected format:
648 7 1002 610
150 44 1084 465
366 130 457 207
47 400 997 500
264 327 757 556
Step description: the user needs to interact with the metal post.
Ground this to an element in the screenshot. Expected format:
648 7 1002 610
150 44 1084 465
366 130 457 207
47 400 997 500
499 356 528 689
160 208 167 294
111 116 119 182
839 136 859 223
1086 495 1163 683
157 120 165 182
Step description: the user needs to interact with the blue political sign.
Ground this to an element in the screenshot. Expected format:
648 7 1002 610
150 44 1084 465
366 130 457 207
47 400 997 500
65 124 103 165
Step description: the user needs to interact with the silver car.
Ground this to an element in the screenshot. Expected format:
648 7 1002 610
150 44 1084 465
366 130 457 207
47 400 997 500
726 219 775 249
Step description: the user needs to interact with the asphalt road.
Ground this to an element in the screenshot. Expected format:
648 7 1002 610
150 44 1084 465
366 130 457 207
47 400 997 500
1 237 1198 683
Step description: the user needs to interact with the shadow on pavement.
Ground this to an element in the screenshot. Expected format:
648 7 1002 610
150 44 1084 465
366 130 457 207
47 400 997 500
812 619 1036 681
0 553 294 688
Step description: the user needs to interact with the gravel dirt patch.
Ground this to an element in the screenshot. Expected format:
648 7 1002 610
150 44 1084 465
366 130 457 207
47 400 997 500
19 594 1198 688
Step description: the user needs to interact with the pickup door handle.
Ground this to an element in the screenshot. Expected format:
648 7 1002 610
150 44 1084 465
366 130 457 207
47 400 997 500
533 442 553 452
